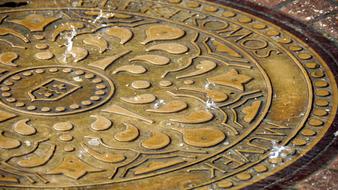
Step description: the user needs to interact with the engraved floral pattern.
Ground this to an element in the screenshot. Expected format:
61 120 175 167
0 0 332 189
0 9 271 186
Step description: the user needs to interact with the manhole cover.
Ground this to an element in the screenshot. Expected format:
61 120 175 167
0 0 336 189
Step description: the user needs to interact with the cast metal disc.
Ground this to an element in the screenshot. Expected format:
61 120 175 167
0 0 336 189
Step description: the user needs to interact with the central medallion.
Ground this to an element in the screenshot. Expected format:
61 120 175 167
29 78 81 102
0 66 114 115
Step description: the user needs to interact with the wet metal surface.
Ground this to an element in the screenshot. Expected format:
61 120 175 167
0 0 336 189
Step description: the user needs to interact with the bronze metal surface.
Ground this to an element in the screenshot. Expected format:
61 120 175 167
0 0 336 189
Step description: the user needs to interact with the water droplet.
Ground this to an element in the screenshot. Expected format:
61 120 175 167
205 98 218 109
24 140 31 146
73 76 82 81
88 138 100 146
334 131 338 137
204 81 215 89
153 99 165 109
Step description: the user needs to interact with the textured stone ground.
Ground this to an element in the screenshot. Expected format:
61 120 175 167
243 0 338 189
246 0 338 43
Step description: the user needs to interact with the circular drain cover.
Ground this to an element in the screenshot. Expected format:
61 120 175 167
0 0 336 189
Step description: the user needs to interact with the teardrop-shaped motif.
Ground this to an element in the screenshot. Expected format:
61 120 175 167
114 123 139 142
142 25 185 44
69 47 88 62
146 43 188 54
121 94 156 104
206 89 228 102
53 122 74 131
0 52 18 66
83 34 108 53
34 51 54 60
0 131 21 149
105 27 133 44
170 110 214 124
141 131 170 150
17 144 55 168
13 119 36 136
131 80 151 89
177 60 217 79
146 100 187 113
112 65 147 74
130 55 170 65
90 115 112 131
177 127 225 148
57 47 88 63
89 50 131 70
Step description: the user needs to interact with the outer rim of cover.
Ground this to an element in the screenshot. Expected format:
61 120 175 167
206 0 338 189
